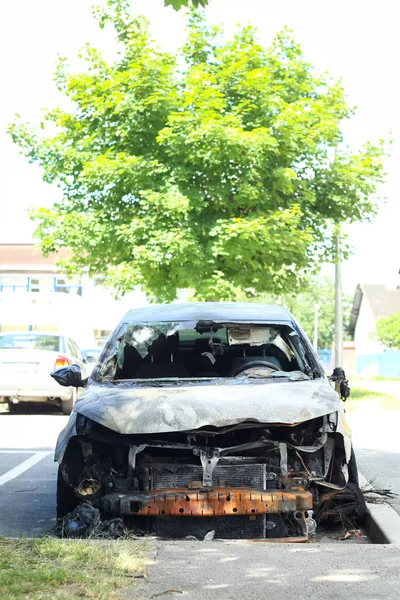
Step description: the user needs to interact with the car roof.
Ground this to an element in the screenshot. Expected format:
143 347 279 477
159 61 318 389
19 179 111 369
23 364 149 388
122 302 293 324
0 331 62 337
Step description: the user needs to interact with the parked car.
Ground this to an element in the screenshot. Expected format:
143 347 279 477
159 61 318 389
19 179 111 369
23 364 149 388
53 303 362 540
80 348 102 376
0 332 87 414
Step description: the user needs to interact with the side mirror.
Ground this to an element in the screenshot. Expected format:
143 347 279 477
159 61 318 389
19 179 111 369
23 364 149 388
329 367 350 401
51 364 87 388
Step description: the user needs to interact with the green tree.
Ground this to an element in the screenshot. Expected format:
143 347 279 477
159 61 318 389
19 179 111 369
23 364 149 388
234 275 352 348
165 0 209 9
375 313 400 350
9 3 385 302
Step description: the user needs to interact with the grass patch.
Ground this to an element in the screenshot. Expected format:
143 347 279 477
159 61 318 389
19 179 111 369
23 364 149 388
0 537 147 600
358 375 400 382
347 386 400 411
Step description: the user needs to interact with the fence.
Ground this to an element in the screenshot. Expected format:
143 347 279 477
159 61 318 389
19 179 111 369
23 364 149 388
357 351 400 379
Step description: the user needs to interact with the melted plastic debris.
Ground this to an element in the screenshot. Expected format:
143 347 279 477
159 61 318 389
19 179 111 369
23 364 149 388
55 502 100 538
55 503 128 539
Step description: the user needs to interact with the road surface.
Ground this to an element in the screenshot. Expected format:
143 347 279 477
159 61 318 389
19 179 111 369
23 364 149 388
0 403 67 537
348 408 400 515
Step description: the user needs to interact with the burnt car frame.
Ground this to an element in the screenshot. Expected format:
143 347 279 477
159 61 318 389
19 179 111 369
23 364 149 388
53 302 359 541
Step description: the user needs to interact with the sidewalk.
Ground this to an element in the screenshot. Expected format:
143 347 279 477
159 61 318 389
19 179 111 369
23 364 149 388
130 540 400 599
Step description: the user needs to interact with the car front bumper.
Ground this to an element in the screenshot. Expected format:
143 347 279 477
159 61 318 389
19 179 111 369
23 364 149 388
102 486 312 517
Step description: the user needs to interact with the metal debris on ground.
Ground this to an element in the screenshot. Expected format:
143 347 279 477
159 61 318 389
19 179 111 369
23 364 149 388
363 486 398 504
203 530 215 541
151 591 184 598
314 483 368 530
339 529 367 541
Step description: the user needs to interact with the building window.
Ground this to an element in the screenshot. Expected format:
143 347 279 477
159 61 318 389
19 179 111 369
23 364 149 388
55 277 82 296
29 277 54 293
0 277 29 292
0 276 83 295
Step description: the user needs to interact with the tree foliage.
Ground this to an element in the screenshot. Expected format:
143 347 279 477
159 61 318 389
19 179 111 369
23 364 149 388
9 2 385 302
164 0 209 9
234 275 352 348
375 313 400 350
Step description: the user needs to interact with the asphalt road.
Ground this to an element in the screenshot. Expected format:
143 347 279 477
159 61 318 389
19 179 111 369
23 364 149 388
348 408 400 515
0 403 68 537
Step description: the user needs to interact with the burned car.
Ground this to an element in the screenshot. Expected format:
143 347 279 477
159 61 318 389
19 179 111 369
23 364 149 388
53 303 360 541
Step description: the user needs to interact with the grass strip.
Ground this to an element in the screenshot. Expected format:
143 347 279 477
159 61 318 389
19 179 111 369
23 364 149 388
0 537 147 600
346 386 400 411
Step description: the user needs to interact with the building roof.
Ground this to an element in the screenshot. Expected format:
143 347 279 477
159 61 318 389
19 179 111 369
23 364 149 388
0 244 68 273
348 284 400 336
122 302 293 324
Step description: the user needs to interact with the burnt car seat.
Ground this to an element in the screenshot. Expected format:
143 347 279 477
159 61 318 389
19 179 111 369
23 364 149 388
191 337 221 377
134 334 189 379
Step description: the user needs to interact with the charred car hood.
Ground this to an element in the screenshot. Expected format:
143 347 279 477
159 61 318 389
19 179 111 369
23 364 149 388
56 378 340 461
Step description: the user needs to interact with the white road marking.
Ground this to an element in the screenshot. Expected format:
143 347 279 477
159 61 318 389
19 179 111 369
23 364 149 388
0 451 52 486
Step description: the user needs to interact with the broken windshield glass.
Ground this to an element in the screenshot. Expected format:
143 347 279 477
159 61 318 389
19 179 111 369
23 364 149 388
93 320 310 384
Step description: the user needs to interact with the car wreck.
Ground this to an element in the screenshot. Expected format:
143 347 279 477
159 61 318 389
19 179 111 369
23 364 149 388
53 303 362 541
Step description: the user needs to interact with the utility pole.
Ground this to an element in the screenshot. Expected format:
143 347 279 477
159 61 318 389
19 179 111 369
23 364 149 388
334 230 343 367
313 303 319 350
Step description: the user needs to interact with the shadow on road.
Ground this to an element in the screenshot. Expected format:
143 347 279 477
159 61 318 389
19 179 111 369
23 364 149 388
0 402 64 416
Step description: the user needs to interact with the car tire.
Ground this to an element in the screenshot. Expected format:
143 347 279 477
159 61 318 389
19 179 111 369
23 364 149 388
56 467 78 519
348 446 359 485
61 389 76 416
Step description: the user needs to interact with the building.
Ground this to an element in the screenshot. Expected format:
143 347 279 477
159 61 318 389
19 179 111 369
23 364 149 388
0 244 148 348
348 283 400 377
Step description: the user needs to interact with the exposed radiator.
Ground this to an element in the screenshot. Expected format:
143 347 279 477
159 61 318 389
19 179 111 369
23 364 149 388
149 461 279 490
148 460 287 539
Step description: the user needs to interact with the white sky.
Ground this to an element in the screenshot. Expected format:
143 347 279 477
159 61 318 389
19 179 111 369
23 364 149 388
0 0 399 293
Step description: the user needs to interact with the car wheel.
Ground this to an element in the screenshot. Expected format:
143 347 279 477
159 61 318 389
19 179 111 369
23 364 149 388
56 467 78 519
61 389 76 416
348 446 359 485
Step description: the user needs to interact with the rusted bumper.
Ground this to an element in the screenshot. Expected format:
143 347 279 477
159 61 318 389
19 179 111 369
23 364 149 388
101 487 312 517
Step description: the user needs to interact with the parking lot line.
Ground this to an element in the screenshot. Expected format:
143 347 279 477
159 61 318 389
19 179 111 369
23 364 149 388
0 451 52 486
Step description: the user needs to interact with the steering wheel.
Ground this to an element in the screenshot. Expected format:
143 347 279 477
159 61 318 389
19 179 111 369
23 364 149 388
232 360 280 377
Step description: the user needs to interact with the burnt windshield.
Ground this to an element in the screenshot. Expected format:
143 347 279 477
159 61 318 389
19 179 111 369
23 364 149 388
94 321 314 384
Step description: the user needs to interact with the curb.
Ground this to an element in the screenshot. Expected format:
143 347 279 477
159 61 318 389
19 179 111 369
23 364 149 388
359 471 400 544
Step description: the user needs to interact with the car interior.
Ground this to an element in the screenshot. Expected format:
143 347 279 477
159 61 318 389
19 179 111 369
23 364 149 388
114 325 302 380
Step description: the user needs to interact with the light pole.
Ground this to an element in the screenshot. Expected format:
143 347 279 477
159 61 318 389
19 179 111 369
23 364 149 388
334 230 343 367
313 303 319 350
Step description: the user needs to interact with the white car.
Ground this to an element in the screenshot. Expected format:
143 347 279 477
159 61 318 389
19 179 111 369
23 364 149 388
0 332 87 414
